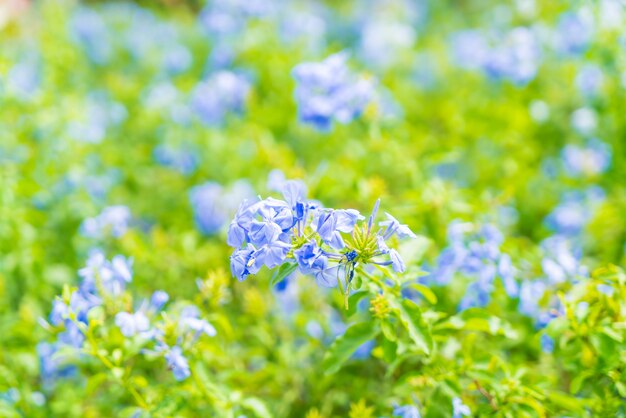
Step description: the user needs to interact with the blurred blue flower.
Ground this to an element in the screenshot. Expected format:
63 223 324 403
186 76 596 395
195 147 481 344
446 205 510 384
453 397 471 417
164 346 190 381
150 291 169 311
555 11 593 56
540 334 555 353
292 52 375 131
191 71 250 126
393 404 421 418
69 7 111 65
81 205 131 239
562 139 611 177
576 65 604 97
115 311 150 337
154 144 198 175
189 180 254 235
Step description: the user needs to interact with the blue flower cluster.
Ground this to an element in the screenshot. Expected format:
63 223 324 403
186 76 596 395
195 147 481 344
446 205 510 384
427 222 517 310
39 250 133 383
561 139 611 178
81 205 132 239
545 187 604 237
292 52 375 131
227 178 415 289
191 71 250 126
40 251 215 384
450 27 540 85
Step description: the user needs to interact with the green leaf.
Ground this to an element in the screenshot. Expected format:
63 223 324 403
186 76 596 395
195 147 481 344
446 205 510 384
395 299 433 355
408 283 438 304
346 291 369 317
322 321 379 375
269 263 297 288
241 397 273 418
547 391 586 413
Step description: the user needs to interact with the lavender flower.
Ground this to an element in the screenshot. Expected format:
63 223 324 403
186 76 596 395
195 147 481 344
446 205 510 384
81 205 131 239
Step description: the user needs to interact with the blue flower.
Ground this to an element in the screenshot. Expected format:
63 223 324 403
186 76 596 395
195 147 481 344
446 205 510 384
191 71 250 126
164 346 190 381
81 205 131 239
190 181 254 235
389 249 406 273
541 334 555 353
576 65 603 97
38 343 76 387
230 245 259 281
150 291 169 311
393 404 421 418
380 213 417 240
115 311 150 337
562 139 611 178
452 397 471 418
154 145 198 175
292 52 374 131
69 8 111 65
555 12 593 56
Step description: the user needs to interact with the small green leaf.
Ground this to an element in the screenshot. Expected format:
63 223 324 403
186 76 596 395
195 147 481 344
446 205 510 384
346 291 368 317
322 321 379 375
408 283 438 304
395 299 433 355
269 263 297 288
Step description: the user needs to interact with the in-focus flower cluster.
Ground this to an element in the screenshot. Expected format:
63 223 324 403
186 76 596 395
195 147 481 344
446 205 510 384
292 52 375 131
227 178 415 290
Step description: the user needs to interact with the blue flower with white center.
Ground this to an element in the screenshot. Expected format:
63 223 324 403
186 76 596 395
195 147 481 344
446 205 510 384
452 397 471 418
393 404 421 418
292 52 375 131
81 205 131 239
164 346 190 381
562 139 611 178
115 311 150 337
191 71 250 126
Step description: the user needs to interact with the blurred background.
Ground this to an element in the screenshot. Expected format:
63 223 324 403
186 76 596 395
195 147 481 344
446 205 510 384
1 0 626 416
